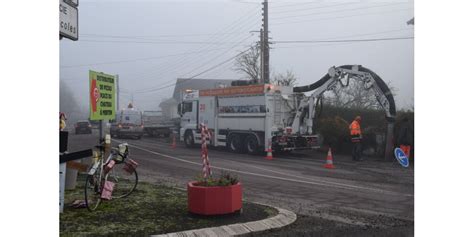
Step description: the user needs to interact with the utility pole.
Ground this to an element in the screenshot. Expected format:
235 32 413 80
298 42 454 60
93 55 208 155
260 29 264 84
262 0 270 84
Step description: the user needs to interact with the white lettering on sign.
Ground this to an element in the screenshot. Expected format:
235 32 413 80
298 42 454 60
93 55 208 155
60 0 78 40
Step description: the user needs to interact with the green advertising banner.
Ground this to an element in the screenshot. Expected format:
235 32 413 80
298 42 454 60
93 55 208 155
89 70 116 120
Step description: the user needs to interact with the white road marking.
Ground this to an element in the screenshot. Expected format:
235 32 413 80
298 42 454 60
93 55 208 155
119 139 413 197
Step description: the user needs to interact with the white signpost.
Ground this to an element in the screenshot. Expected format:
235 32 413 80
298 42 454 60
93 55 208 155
59 162 66 213
60 0 78 41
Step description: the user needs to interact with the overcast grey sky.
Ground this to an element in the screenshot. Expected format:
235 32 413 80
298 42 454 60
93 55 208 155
60 0 414 112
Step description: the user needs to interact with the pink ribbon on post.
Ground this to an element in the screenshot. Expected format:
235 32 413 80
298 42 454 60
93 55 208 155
200 123 212 178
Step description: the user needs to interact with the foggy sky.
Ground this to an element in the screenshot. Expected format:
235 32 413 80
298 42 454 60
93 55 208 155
60 0 414 113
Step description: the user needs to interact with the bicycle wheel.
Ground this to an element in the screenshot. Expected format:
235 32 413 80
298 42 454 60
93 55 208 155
108 162 138 199
84 170 103 211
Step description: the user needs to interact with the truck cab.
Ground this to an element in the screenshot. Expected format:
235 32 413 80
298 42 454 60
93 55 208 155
178 90 199 147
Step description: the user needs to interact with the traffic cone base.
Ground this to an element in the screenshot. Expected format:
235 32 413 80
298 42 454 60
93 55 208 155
324 148 335 169
324 163 335 169
170 134 177 149
265 141 273 160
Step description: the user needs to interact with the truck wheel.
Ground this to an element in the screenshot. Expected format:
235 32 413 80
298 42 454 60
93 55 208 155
228 134 243 153
184 131 194 148
244 135 259 154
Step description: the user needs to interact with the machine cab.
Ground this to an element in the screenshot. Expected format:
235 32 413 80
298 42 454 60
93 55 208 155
178 90 199 133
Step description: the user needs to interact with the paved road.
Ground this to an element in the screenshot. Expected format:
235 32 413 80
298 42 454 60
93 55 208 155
67 130 414 233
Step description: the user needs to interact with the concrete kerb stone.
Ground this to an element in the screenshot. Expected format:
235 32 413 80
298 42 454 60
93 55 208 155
151 203 297 237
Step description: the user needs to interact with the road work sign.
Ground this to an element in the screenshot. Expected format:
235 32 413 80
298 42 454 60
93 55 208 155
89 70 116 120
394 148 409 168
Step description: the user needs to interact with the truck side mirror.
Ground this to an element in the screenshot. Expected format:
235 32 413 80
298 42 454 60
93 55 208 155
177 103 182 116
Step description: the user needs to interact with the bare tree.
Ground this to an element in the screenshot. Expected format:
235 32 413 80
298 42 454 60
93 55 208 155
271 70 297 86
233 44 260 81
324 80 397 110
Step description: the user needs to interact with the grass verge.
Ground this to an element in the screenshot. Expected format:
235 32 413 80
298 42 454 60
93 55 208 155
60 174 277 237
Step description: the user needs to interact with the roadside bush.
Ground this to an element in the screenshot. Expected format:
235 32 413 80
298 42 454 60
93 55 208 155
316 116 350 152
393 110 415 161
315 105 414 158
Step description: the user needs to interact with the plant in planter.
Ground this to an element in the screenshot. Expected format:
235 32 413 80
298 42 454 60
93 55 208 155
187 124 242 215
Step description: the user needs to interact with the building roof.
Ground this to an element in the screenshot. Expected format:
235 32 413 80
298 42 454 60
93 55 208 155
159 97 177 107
172 78 234 101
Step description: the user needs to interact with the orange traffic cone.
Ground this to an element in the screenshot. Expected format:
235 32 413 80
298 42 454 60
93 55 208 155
265 140 273 160
324 148 335 169
170 133 176 149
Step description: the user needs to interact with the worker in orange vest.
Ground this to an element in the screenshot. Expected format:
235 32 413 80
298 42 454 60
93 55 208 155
349 116 363 161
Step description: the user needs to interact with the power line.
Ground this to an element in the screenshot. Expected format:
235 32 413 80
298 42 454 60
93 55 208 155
277 28 412 42
60 47 234 68
127 31 256 93
270 1 325 9
271 2 407 20
272 7 413 26
273 36 414 44
129 18 260 92
76 39 254 45
179 34 255 79
134 48 251 94
80 31 252 39
272 2 360 14
125 7 261 89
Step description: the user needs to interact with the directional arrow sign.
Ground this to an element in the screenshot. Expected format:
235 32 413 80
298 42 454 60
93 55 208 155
394 147 409 168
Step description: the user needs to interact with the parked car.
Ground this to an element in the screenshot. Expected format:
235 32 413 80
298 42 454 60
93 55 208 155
75 120 92 134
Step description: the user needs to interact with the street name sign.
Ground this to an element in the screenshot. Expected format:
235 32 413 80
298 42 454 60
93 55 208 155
60 0 78 40
89 70 116 120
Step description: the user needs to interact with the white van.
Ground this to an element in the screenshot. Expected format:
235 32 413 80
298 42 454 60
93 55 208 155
110 109 144 139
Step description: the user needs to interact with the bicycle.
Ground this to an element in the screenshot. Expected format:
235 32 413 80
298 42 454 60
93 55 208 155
84 140 138 211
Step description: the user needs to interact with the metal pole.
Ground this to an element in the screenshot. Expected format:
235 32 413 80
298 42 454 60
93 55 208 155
260 29 264 84
384 122 395 161
99 119 103 142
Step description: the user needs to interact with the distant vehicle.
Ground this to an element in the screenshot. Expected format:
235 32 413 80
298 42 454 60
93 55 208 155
143 111 174 137
75 120 92 134
110 108 144 139
88 120 101 129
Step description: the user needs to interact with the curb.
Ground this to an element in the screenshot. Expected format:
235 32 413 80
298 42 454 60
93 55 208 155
150 203 297 237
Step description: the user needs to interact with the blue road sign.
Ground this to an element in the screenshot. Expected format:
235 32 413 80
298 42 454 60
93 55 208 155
394 148 409 168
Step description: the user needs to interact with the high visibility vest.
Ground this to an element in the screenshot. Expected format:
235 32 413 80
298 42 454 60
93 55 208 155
349 121 361 136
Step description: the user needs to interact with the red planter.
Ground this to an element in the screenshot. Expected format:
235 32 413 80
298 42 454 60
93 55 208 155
187 181 242 215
